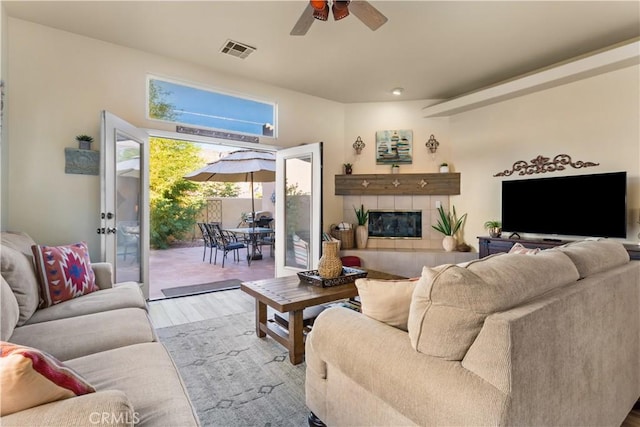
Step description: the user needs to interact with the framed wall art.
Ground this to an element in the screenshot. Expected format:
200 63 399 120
375 129 413 164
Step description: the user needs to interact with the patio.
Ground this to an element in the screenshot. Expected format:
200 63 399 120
148 243 275 300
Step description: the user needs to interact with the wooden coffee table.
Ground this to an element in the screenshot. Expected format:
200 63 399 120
241 269 404 364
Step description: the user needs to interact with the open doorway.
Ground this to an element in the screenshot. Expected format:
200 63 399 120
146 136 276 300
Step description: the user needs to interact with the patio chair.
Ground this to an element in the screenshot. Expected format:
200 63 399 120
117 221 139 262
208 223 247 267
197 222 218 262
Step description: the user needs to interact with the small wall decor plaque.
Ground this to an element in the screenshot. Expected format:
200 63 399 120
376 129 412 165
493 154 599 177
65 148 99 175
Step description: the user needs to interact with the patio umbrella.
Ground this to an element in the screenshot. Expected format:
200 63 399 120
183 149 276 227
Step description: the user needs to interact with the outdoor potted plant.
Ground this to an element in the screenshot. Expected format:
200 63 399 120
439 162 449 173
354 204 369 248
76 134 94 150
391 163 400 174
432 204 467 252
484 220 502 238
343 163 353 175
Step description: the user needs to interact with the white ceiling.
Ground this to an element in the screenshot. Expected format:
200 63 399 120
4 1 640 103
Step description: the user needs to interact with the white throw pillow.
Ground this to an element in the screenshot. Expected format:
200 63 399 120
355 278 418 331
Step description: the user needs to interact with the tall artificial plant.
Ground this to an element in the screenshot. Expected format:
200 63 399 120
432 205 467 236
354 204 369 226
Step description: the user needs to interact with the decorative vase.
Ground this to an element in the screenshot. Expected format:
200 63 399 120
355 225 369 249
345 166 352 175
442 236 457 252
440 165 449 173
317 241 343 278
391 166 399 174
488 227 502 238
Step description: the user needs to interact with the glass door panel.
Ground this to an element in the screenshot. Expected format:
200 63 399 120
101 111 149 298
275 143 322 277
115 135 142 282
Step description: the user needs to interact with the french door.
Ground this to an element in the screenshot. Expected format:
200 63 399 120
100 111 150 298
275 142 323 277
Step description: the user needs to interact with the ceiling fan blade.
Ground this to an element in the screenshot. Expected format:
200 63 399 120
290 3 315 36
349 1 388 31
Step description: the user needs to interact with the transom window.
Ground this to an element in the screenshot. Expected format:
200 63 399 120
147 76 277 138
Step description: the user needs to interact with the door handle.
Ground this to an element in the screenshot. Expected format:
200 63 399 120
106 227 117 234
96 227 105 234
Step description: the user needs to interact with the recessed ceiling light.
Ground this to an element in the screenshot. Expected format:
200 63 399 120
391 87 404 96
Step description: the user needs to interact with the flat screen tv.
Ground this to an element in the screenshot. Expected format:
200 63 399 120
501 172 627 238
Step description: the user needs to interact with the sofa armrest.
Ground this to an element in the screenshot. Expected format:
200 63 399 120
0 390 135 426
92 263 114 290
306 307 507 426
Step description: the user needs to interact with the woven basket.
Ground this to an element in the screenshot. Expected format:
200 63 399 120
330 224 354 249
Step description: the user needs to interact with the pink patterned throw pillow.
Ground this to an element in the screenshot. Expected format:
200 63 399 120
31 242 99 307
0 341 95 416
508 242 541 255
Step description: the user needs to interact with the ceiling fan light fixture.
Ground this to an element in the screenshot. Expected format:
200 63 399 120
332 0 350 20
311 0 329 21
391 87 404 96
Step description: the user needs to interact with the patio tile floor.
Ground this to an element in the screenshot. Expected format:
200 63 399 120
148 244 274 300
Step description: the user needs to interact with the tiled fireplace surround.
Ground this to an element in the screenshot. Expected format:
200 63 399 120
339 194 477 278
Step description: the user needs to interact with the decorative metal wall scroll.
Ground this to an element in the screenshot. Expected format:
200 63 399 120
493 154 599 177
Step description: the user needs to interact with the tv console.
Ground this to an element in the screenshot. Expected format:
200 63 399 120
478 236 640 261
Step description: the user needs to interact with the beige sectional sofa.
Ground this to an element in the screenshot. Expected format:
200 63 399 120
306 240 640 426
1 231 199 426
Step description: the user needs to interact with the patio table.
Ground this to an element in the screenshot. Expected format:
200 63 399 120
224 227 274 265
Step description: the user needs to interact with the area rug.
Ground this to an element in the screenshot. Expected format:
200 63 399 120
161 279 242 298
156 311 308 427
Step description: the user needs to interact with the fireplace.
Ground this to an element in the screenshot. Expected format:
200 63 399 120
368 210 422 239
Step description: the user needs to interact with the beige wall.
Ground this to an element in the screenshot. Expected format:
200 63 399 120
0 3 7 231
4 17 639 260
344 100 451 174
5 18 344 257
450 64 640 248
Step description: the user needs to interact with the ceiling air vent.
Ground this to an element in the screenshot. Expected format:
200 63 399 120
220 39 256 59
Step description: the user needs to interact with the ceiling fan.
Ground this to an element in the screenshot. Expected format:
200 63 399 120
290 1 388 36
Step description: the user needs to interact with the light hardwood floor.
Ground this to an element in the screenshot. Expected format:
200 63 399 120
148 288 254 328
149 290 640 425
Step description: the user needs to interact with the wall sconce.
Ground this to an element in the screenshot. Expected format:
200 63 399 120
353 136 366 154
425 134 439 155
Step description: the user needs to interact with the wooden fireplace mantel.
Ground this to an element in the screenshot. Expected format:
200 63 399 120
334 173 460 196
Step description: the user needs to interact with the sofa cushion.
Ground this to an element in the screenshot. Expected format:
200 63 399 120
553 240 630 279
25 282 147 325
1 231 37 256
0 390 134 427
355 277 418 331
1 246 41 325
0 341 95 416
66 342 199 426
408 250 580 360
31 242 99 308
9 308 156 361
1 278 20 341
